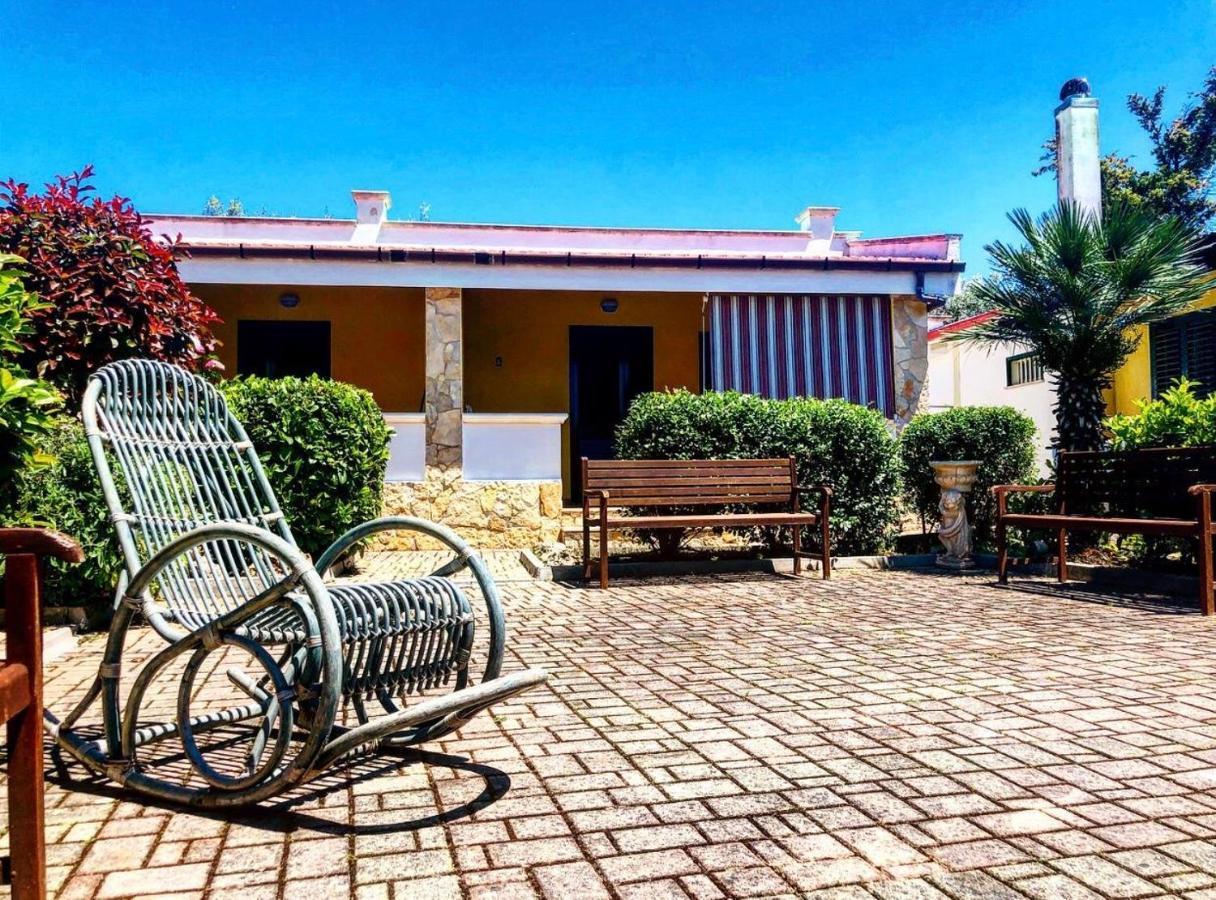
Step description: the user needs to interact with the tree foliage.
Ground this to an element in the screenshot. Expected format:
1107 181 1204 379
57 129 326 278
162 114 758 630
0 166 222 403
956 201 1209 452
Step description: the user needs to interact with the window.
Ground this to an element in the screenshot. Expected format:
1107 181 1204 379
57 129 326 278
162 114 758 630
1151 309 1216 398
237 320 331 379
1006 351 1044 387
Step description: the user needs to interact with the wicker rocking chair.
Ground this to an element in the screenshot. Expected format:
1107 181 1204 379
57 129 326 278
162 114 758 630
44 359 547 807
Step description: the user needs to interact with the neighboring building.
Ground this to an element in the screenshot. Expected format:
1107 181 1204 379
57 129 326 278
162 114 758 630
149 195 963 546
1109 236 1216 414
927 312 1058 473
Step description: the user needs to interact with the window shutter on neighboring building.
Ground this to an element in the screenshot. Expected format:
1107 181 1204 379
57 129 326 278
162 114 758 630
1151 309 1216 397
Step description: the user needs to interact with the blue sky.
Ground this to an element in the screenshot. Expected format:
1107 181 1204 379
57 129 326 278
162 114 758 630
2 1 1213 274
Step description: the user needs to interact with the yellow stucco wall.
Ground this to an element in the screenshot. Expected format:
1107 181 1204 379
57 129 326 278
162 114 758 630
194 283 426 412
1108 280 1216 415
463 289 704 492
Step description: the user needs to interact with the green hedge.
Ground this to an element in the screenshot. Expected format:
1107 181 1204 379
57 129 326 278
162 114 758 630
12 419 121 626
221 375 392 559
614 390 902 555
899 406 1037 544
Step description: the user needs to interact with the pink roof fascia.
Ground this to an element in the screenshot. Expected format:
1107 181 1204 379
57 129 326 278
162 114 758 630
147 213 961 264
928 309 998 341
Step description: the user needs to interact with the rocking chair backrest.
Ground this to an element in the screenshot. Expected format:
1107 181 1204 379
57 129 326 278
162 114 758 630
82 360 298 628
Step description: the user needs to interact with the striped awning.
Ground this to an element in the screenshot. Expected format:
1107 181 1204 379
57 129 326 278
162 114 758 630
706 294 895 416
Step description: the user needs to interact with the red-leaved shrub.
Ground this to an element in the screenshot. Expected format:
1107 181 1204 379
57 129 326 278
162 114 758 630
0 166 222 402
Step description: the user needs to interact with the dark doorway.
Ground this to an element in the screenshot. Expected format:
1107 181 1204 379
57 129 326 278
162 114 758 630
237 320 332 379
569 325 654 498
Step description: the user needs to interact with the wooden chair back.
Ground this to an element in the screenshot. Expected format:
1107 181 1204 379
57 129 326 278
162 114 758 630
1057 446 1216 520
582 458 798 508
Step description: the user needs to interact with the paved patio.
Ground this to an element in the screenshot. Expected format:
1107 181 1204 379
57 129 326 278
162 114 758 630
17 568 1216 899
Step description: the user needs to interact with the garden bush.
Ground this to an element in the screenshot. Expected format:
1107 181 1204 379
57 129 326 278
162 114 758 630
0 166 221 402
899 406 1037 544
12 419 121 626
614 390 902 555
222 375 392 560
0 255 59 510
1106 379 1216 449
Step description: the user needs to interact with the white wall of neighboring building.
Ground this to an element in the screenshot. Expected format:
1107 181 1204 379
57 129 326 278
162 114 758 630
928 337 1058 474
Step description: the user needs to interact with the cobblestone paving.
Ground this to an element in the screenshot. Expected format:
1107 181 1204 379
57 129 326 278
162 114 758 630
15 570 1216 899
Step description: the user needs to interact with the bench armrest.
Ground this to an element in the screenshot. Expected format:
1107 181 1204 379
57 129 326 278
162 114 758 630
991 484 1056 496
1189 484 1216 496
0 528 83 563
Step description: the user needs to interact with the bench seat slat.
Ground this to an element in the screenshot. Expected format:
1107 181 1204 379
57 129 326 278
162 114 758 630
598 512 818 529
999 513 1199 536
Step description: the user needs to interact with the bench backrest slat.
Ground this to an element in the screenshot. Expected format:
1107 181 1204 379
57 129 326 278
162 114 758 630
584 458 795 508
1058 445 1216 520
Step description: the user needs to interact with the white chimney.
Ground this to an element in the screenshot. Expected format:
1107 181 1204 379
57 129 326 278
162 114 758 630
1054 78 1101 219
351 189 391 225
795 206 839 241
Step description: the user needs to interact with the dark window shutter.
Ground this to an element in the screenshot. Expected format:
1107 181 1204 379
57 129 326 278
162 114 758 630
1150 319 1183 397
1184 311 1216 398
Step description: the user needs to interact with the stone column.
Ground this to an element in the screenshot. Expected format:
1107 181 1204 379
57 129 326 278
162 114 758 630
425 287 463 471
891 296 928 427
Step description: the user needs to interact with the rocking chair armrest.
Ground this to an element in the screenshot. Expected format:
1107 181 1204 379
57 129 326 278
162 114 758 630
0 528 84 563
315 515 476 576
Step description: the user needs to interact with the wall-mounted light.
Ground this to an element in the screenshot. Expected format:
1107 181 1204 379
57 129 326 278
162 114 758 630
600 297 619 313
279 292 301 309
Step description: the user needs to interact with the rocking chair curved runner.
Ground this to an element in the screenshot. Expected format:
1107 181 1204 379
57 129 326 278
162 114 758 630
45 359 547 807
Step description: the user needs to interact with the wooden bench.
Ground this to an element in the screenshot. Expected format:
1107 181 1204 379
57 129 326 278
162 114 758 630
993 446 1216 614
0 529 82 899
581 457 831 588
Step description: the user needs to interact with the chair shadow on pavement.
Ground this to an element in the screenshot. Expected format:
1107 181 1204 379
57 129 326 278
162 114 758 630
44 741 512 838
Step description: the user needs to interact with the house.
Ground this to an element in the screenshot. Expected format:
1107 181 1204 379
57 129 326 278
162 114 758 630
927 311 1058 472
149 198 963 547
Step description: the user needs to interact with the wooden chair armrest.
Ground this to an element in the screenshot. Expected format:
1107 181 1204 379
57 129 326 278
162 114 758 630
0 528 83 563
991 484 1056 496
797 483 833 498
1189 484 1216 496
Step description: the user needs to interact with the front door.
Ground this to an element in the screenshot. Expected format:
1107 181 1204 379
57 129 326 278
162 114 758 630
569 325 654 498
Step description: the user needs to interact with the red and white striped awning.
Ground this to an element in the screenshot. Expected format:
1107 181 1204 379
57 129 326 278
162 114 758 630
706 294 895 417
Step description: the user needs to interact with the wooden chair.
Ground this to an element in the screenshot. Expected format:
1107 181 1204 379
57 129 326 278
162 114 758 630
1 528 83 899
45 359 546 808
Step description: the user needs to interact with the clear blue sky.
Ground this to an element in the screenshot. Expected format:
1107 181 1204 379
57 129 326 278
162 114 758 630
2 1 1213 274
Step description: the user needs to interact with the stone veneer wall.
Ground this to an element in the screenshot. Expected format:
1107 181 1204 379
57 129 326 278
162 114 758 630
425 287 463 469
379 475 563 550
891 296 929 427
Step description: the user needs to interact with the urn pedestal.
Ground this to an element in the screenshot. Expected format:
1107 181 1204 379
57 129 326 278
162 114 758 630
931 460 980 570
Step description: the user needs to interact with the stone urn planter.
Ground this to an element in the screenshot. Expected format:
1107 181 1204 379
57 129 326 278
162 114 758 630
931 460 980 569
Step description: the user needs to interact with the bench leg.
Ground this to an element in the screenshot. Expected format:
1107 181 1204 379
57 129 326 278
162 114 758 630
582 517 591 581
996 520 1009 584
1056 529 1068 583
1199 526 1215 616
599 520 609 589
821 517 831 580
791 525 802 576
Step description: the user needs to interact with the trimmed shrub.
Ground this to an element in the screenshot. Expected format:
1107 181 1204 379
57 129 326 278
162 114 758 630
899 406 1037 543
0 166 221 402
613 390 902 555
1106 379 1216 449
12 419 121 626
0 255 60 510
221 376 392 559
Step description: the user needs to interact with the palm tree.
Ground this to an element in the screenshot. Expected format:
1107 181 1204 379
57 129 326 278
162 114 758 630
958 201 1210 452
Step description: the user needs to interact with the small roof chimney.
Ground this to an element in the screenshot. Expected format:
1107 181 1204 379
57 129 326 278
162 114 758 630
351 190 391 225
1054 78 1101 218
795 206 839 241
